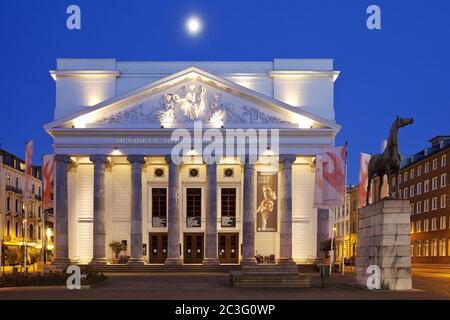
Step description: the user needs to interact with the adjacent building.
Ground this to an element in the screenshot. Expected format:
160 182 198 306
334 185 359 262
45 58 342 266
0 148 54 269
392 136 450 265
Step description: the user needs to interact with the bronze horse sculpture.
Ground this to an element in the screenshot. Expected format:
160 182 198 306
366 117 414 205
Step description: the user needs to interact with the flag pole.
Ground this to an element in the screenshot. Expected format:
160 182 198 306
329 206 335 276
341 142 348 276
41 153 45 276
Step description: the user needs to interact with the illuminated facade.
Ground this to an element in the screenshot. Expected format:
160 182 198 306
394 136 450 265
334 185 359 262
45 59 341 266
0 149 54 269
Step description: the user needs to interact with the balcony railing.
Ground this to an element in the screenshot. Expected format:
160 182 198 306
5 185 23 194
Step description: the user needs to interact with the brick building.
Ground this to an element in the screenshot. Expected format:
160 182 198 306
392 136 449 265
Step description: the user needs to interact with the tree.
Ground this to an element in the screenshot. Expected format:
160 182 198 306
320 239 336 259
6 247 20 266
109 241 126 259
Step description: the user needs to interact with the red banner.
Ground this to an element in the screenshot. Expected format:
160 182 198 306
42 154 56 210
358 153 372 208
25 140 34 201
322 146 346 206
313 154 325 208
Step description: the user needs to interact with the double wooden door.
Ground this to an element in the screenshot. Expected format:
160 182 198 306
218 233 239 263
184 233 204 263
149 233 167 263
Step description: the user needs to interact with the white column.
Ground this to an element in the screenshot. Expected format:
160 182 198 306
127 155 145 265
278 155 296 264
89 155 109 264
165 156 182 265
203 163 219 265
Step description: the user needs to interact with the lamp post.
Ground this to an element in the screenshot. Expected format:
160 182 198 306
23 218 27 274
329 209 336 276
1 239 4 277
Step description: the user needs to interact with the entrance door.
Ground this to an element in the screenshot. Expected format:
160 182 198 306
184 233 204 263
149 233 168 263
218 233 239 263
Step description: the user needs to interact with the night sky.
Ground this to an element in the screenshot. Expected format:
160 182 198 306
0 0 449 184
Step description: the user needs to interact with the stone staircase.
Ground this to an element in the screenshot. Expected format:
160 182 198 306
83 264 241 273
54 263 316 275
230 265 311 288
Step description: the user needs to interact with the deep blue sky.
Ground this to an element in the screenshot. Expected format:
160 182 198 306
1 0 449 184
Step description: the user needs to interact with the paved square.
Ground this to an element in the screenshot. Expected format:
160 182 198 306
0 271 448 300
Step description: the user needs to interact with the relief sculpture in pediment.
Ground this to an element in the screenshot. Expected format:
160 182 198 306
95 85 291 126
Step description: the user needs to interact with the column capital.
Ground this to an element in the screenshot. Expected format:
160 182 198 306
164 155 175 165
89 155 109 164
279 155 296 164
279 155 296 169
55 154 71 163
127 155 146 165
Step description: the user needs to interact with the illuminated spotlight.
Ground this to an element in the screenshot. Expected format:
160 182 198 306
186 16 202 35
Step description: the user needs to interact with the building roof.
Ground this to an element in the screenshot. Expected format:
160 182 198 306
0 148 42 179
400 136 450 169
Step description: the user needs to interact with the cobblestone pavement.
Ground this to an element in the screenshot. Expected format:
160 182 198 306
0 272 448 300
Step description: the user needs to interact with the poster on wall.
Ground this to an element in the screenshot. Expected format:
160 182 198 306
152 217 167 228
256 172 278 232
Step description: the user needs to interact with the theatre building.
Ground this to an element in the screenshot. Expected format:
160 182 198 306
45 59 341 266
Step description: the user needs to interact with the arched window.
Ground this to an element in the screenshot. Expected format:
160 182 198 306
29 224 34 239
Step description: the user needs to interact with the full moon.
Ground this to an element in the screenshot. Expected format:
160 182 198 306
186 16 202 35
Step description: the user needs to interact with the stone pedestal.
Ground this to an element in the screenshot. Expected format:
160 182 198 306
355 199 412 290
230 265 310 288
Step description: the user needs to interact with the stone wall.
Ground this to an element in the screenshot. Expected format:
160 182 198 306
356 199 412 290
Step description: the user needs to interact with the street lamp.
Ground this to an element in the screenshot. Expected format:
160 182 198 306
330 226 337 276
22 219 27 274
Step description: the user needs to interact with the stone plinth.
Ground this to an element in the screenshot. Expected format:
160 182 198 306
356 199 412 290
230 265 310 288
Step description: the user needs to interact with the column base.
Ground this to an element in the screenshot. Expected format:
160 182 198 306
127 258 146 265
90 258 108 265
240 258 258 266
277 258 296 265
202 258 220 266
164 258 182 266
277 258 297 267
51 258 76 271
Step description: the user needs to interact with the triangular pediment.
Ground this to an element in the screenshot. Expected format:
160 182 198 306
45 67 340 132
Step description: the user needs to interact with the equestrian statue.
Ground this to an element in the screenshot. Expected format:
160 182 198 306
366 116 414 205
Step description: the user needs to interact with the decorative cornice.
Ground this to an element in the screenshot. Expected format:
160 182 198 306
269 70 340 82
49 70 120 80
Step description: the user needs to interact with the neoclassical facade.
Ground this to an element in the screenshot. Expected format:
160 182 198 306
45 59 341 266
